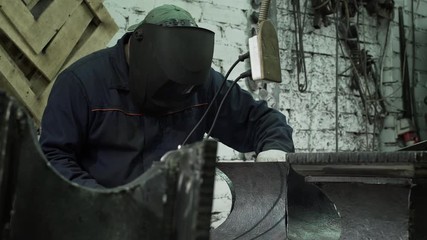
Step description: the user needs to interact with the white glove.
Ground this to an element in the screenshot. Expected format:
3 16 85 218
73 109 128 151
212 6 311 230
255 149 288 162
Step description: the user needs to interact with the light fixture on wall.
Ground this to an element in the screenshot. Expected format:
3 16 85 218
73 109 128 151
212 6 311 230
248 19 281 83
246 0 282 94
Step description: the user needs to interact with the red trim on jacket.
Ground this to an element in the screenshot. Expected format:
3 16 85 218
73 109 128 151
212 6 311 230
161 103 209 116
91 108 144 116
91 103 209 117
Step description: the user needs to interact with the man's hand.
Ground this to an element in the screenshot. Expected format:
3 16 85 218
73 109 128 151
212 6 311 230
255 149 287 162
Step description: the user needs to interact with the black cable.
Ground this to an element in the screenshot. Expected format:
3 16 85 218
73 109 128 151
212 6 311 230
206 70 252 139
292 0 309 92
231 163 286 240
357 8 372 149
181 52 249 146
298 0 309 92
378 19 391 111
411 0 421 140
339 7 372 126
335 0 340 152
355 8 371 119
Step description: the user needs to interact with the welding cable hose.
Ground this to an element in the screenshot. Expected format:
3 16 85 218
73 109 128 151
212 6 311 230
181 52 250 146
206 69 252 138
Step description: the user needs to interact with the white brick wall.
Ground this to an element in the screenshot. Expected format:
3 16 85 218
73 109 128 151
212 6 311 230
103 0 427 155
378 0 427 149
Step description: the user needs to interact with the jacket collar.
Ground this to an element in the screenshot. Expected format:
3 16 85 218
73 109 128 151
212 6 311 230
109 33 132 90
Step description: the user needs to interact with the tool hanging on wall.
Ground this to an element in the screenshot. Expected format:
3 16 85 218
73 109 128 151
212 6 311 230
363 0 394 19
337 0 388 124
397 7 419 146
314 0 393 30
246 0 282 94
338 24 385 124
292 0 309 92
249 0 281 84
342 0 359 18
312 0 335 29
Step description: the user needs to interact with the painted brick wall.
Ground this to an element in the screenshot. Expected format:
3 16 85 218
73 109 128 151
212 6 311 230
379 0 427 151
274 0 426 152
103 0 427 156
277 1 381 152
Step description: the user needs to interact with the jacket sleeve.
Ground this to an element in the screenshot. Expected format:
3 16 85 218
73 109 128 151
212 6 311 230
207 70 295 154
39 71 103 188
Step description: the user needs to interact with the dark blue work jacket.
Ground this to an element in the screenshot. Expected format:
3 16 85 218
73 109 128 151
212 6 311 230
39 34 294 188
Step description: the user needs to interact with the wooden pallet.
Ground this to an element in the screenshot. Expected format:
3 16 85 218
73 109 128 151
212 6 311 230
0 0 118 124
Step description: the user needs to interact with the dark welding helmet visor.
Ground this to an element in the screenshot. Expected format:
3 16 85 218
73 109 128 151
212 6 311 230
129 23 215 115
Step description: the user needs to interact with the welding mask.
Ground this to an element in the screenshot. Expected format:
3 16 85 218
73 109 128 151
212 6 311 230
128 23 215 115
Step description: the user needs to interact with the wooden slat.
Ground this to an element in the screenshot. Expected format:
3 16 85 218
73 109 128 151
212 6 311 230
21 0 41 9
21 0 31 5
0 75 17 99
26 0 40 9
84 0 119 29
40 1 118 122
0 0 118 123
84 0 103 19
63 1 118 69
0 3 93 80
34 4 93 80
29 71 48 98
63 26 115 70
0 0 82 54
0 44 41 123
84 0 102 11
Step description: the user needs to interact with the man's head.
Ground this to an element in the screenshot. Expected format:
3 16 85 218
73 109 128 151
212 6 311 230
127 5 215 115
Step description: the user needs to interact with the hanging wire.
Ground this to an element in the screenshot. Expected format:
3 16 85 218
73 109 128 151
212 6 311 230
206 70 252 138
335 21 369 149
379 1 420 113
378 17 400 111
337 1 392 152
411 0 421 140
181 53 249 146
359 7 372 150
335 0 341 152
292 0 309 92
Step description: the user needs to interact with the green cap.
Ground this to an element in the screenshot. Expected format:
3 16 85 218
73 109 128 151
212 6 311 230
127 4 197 31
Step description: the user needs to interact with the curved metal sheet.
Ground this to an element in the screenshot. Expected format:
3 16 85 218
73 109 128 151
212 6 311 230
10 124 172 240
0 92 21 235
288 167 341 240
1 89 217 240
9 131 217 240
211 162 288 240
211 162 341 240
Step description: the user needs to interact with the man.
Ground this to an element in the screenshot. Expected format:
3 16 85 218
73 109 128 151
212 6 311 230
39 4 294 188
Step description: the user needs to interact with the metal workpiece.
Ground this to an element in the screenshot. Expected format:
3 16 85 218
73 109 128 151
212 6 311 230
287 167 341 240
211 163 341 240
287 151 427 239
0 92 23 238
288 151 427 179
210 151 427 239
2 91 426 239
211 162 289 240
0 91 218 240
398 140 427 152
165 140 217 240
288 151 427 165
